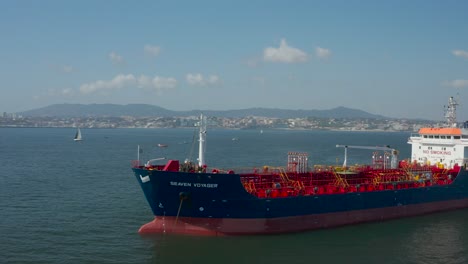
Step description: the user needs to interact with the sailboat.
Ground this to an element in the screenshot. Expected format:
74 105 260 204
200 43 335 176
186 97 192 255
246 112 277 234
74 128 83 141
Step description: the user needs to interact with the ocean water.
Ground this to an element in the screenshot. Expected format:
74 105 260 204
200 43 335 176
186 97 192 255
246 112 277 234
1 127 468 264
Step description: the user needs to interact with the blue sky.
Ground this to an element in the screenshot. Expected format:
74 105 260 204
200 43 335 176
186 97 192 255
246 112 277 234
1 0 468 120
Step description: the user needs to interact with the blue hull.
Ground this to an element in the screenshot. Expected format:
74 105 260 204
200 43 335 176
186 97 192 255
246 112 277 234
132 166 468 235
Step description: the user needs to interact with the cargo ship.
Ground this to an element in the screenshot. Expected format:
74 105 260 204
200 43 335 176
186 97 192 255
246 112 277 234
131 96 468 236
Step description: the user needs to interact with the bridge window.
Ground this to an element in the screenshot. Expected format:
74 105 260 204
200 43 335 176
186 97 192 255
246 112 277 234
423 135 428 138
435 135 440 139
455 136 461 139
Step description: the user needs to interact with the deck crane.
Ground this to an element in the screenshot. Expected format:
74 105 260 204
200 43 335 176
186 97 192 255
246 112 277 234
336 145 398 169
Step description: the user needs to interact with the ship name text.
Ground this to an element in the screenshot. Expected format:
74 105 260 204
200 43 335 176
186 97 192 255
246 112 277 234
170 181 218 188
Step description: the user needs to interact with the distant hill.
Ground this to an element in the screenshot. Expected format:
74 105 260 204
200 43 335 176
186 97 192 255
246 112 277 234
20 104 386 119
21 104 174 117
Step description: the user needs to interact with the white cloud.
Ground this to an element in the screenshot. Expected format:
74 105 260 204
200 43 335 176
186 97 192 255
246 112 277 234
80 74 136 94
144 45 161 57
186 73 220 86
187 73 203 85
79 74 177 94
207 75 219 84
137 75 177 96
61 88 74 96
151 76 177 90
452 50 468 59
443 79 468 88
137 75 152 88
109 52 124 64
263 39 308 63
316 46 331 59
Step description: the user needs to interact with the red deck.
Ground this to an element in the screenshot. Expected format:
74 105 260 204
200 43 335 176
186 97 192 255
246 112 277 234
237 163 459 199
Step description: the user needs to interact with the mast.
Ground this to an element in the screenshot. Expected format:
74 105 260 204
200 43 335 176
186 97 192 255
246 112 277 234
198 114 207 167
137 145 141 165
445 96 458 128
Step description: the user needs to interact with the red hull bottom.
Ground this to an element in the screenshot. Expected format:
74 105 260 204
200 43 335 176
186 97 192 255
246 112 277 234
139 217 225 236
139 198 468 236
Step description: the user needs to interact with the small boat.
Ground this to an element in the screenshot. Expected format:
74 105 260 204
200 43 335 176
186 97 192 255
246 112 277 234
157 144 168 148
74 128 83 141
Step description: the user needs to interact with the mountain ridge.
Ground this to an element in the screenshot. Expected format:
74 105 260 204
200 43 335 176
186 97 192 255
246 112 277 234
20 103 387 119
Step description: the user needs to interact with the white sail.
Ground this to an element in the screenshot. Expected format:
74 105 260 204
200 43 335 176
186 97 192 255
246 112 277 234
74 128 82 141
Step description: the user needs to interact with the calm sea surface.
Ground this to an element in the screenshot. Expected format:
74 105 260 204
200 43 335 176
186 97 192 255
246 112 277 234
1 128 468 264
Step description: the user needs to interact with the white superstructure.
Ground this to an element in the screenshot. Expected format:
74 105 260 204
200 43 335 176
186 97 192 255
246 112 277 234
408 97 468 169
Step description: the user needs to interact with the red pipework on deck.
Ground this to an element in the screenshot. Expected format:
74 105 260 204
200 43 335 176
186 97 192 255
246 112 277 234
240 164 459 199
